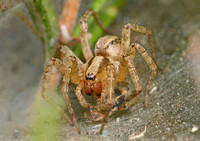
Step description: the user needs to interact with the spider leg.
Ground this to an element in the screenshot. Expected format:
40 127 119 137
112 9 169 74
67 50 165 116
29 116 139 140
59 45 82 64
89 8 111 34
99 64 115 134
122 42 144 108
75 84 90 109
133 43 157 106
62 56 81 134
98 83 107 111
76 83 106 122
124 55 142 93
80 9 111 61
118 91 139 110
121 24 158 68
42 58 73 125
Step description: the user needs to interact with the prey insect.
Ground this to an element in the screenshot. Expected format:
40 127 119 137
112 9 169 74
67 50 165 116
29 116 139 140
42 8 157 134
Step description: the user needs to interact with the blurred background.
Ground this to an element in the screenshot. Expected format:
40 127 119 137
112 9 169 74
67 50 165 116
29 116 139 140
0 0 200 140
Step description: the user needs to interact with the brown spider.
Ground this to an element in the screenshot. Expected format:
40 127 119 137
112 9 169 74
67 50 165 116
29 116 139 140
42 9 157 134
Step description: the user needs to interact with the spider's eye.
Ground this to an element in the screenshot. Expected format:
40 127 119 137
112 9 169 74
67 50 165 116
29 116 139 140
87 73 93 76
110 40 114 45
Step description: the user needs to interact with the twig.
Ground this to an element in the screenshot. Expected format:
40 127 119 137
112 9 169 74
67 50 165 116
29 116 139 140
59 0 80 44
129 126 147 140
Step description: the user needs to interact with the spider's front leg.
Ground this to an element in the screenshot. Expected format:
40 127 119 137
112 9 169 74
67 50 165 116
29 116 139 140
59 45 82 64
42 58 73 125
80 9 111 61
60 45 90 108
99 64 115 134
62 56 83 134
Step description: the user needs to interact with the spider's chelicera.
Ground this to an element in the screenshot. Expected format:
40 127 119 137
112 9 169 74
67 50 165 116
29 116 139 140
42 9 157 134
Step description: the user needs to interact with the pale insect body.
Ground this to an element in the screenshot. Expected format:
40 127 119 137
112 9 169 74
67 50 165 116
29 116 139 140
42 8 157 134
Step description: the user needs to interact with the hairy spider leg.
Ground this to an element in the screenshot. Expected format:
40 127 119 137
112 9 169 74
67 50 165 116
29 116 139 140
124 57 142 93
98 82 107 111
132 43 157 106
62 56 81 133
121 24 158 68
75 84 90 109
80 8 111 61
42 58 73 125
60 45 91 108
118 91 139 110
121 24 158 106
99 64 115 134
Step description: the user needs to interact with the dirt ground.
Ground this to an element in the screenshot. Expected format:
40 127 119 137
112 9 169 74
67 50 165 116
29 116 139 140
0 0 200 140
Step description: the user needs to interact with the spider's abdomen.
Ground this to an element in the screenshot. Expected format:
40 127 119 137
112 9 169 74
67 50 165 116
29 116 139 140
84 80 102 97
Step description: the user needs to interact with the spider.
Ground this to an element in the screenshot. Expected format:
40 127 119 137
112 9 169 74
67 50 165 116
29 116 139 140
42 9 157 134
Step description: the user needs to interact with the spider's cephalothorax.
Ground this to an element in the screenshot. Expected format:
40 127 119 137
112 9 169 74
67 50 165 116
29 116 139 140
42 9 157 134
83 36 122 97
95 35 121 57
